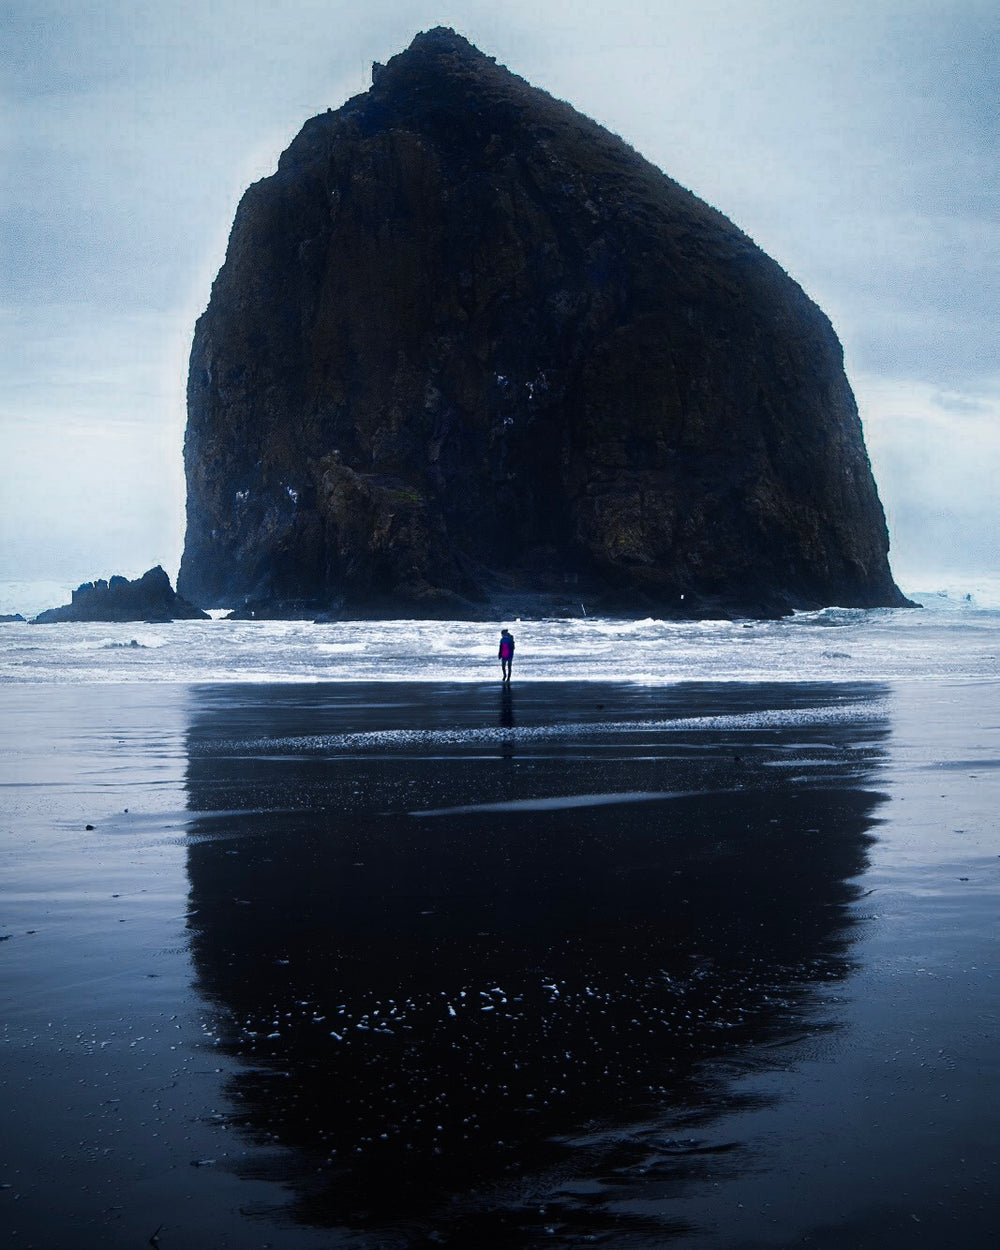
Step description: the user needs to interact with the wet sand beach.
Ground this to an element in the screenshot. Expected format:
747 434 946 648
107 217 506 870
1 679 998 1247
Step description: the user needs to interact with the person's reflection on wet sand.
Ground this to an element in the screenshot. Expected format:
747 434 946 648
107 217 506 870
183 681 888 1244
499 683 515 762
499 682 514 726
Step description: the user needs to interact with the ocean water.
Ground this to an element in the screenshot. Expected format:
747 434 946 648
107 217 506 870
1 583 998 685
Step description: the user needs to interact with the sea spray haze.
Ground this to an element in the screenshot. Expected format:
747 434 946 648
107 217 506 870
178 28 907 621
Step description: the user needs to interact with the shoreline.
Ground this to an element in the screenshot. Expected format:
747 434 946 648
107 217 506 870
3 600 1000 689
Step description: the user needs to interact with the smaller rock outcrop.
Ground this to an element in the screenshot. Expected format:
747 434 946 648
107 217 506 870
0 614 25 623
32 567 209 624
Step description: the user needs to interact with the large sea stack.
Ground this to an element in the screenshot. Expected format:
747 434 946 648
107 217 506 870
179 28 908 619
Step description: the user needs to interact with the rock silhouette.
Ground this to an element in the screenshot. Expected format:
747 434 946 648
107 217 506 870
179 27 908 619
33 566 209 623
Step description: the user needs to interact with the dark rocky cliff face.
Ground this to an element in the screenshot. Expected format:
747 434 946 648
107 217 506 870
179 27 908 619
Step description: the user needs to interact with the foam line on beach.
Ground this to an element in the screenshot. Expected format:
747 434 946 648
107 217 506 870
410 789 705 816
195 701 886 755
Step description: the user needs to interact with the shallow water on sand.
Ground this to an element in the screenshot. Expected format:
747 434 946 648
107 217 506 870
1 680 998 1247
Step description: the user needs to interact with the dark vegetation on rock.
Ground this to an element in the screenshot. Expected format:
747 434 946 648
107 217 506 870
32 567 209 624
179 27 909 620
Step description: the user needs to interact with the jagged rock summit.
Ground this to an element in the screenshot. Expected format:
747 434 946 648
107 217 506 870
33 567 209 623
179 28 908 619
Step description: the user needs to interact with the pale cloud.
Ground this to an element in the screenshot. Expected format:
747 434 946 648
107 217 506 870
2 413 182 582
0 305 188 580
858 373 1000 583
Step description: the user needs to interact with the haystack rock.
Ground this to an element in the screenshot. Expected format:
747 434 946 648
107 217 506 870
179 27 908 619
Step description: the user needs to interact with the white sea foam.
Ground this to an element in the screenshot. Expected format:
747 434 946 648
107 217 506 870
1 588 998 685
410 790 702 816
908 578 1000 611
196 703 886 757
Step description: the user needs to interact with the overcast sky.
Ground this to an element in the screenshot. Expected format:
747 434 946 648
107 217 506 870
2 0 997 599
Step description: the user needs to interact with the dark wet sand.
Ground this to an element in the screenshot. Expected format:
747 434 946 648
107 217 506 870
1 680 998 1248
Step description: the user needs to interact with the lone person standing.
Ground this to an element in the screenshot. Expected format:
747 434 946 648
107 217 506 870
498 628 515 682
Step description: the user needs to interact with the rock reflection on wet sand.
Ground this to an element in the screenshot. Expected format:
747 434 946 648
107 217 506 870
183 681 886 1244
